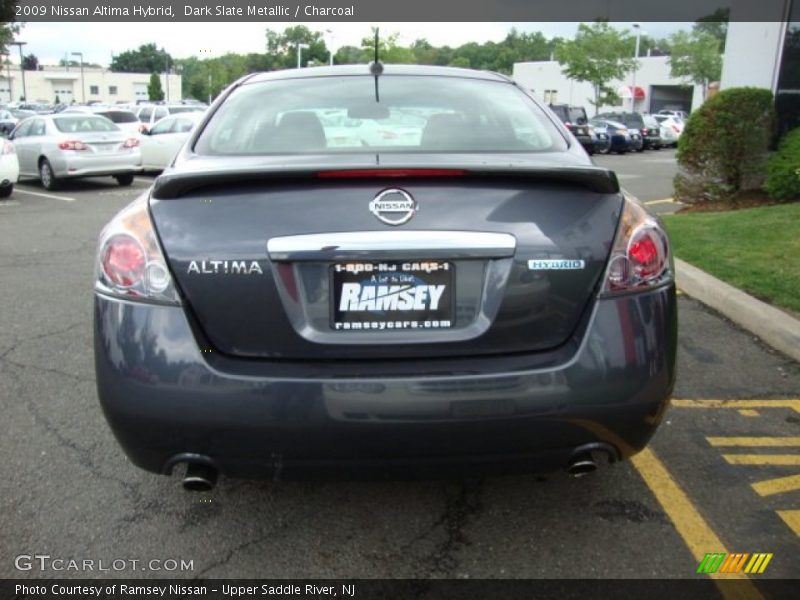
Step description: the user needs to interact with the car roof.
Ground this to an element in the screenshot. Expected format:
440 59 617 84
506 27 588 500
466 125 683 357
244 64 513 85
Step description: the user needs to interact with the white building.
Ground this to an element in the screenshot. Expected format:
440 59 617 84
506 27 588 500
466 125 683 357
512 55 704 116
0 65 182 105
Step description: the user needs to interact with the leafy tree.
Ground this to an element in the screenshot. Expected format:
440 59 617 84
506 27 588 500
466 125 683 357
22 53 38 71
361 29 415 63
0 3 19 55
694 8 729 52
147 72 164 101
334 45 367 65
266 26 328 68
667 30 722 96
554 22 638 114
111 43 171 74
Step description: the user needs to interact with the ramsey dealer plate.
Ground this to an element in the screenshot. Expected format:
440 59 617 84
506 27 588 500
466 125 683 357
331 261 454 331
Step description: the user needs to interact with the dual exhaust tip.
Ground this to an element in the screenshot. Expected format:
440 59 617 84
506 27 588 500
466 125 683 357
174 443 618 490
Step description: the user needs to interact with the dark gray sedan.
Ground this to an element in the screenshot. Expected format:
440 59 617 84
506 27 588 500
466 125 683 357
94 65 676 491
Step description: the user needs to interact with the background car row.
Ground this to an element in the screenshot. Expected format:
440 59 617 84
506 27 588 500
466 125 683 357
0 101 207 194
548 104 685 155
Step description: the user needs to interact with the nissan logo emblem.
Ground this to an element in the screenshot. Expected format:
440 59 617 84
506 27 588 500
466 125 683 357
369 189 417 226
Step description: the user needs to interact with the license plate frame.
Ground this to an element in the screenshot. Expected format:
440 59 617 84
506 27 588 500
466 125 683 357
330 260 455 332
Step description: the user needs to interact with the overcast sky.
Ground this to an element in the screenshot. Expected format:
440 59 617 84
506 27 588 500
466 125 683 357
14 22 691 66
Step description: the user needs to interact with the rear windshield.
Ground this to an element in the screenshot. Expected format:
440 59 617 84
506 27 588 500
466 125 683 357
98 111 137 124
53 116 119 133
568 108 587 124
195 75 567 155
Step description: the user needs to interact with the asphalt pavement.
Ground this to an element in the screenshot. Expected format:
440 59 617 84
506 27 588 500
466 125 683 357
0 151 797 588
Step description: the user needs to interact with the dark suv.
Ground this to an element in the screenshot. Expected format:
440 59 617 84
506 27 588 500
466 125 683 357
549 104 594 154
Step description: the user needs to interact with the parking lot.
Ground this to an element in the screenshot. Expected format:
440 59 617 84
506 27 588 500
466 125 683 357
0 149 797 587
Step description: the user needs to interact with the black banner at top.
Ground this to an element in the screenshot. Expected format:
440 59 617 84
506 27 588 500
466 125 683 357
5 0 795 22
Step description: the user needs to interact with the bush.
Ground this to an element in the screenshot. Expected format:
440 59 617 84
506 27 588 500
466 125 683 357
674 87 775 204
764 127 800 201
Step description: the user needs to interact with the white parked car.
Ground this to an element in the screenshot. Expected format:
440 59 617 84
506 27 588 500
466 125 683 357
135 104 205 133
0 139 20 198
654 115 684 146
658 109 689 120
10 114 141 190
139 111 205 171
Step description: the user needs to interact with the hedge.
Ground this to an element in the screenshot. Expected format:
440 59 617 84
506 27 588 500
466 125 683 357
764 127 800 201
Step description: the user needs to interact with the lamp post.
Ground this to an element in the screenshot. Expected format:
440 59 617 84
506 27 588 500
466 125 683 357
71 52 85 103
631 24 642 112
296 43 310 69
326 29 335 66
10 41 27 102
165 54 169 102
174 63 183 102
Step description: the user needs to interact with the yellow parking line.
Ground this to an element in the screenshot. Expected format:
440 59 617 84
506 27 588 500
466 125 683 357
644 197 675 205
777 510 800 536
631 448 761 597
723 454 800 466
738 409 760 417
708 437 800 447
672 399 800 414
752 474 800 497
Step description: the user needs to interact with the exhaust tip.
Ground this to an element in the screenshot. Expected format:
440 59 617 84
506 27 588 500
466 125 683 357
567 455 598 477
182 462 218 492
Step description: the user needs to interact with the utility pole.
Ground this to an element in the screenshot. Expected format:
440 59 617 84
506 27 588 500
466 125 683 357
10 41 27 102
296 43 309 69
631 24 642 113
71 52 85 103
165 54 170 102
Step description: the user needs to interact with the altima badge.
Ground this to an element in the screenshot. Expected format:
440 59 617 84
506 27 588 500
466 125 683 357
369 189 417 226
528 259 585 270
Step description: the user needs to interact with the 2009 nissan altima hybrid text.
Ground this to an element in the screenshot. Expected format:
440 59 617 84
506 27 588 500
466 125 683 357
93 65 677 491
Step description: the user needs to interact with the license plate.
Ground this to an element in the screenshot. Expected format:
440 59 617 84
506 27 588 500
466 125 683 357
331 261 454 331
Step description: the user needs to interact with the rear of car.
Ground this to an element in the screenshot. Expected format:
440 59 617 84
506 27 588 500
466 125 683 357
94 66 676 488
10 115 141 189
589 119 632 154
640 115 663 149
549 104 594 154
0 139 19 197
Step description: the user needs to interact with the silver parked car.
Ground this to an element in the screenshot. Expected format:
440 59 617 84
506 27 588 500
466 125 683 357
61 106 142 137
9 114 142 189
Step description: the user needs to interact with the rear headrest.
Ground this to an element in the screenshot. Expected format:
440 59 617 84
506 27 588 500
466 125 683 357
272 112 326 151
421 113 467 149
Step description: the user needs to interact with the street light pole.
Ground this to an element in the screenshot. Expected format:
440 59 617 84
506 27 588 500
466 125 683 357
326 29 334 66
165 54 169 102
10 41 27 102
631 24 642 112
71 52 85 103
296 43 309 69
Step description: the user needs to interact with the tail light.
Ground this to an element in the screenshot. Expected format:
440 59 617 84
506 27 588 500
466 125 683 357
138 123 148 133
1 141 14 155
122 137 139 148
95 194 180 304
58 140 88 151
601 194 672 294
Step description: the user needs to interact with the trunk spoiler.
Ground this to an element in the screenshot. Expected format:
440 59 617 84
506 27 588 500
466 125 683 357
151 164 620 199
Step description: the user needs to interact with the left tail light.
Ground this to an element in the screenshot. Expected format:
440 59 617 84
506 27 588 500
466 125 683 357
95 193 180 304
122 137 139 148
1 141 14 155
601 193 673 294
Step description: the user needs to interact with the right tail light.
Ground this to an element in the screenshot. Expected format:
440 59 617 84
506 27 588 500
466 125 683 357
601 194 672 294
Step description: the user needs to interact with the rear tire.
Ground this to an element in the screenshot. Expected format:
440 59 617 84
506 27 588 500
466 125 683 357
39 159 58 191
0 184 12 198
115 173 134 186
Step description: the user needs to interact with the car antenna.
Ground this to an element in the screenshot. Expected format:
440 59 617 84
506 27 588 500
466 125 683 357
369 27 383 102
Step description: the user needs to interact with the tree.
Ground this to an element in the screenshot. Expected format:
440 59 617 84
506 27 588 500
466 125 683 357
22 53 38 71
0 3 19 55
554 22 638 114
147 72 164 101
667 30 722 97
694 8 729 52
266 26 328 69
111 43 171 74
361 29 415 63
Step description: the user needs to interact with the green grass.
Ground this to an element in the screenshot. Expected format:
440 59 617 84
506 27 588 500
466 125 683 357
661 203 800 313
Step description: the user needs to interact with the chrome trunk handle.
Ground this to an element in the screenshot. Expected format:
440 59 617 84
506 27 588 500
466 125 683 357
267 231 517 261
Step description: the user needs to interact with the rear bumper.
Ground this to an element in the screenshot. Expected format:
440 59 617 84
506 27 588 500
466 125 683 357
94 285 677 479
51 151 142 178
